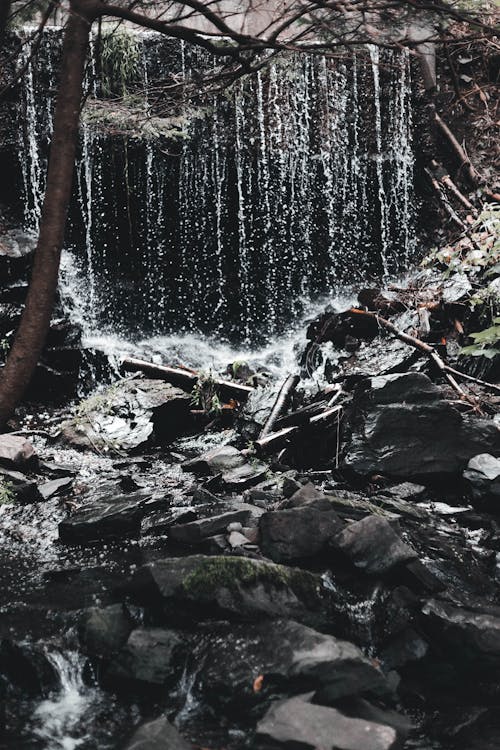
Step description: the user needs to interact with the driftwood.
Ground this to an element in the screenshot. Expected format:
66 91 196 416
255 405 343 456
274 400 329 430
350 309 500 405
259 374 300 439
121 357 254 402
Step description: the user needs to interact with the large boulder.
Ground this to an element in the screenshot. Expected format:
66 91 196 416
334 515 417 575
199 619 388 710
123 716 192 750
61 379 192 451
255 696 399 750
259 507 343 562
127 555 330 627
344 373 500 480
104 628 184 692
79 604 133 658
0 640 59 697
421 598 500 667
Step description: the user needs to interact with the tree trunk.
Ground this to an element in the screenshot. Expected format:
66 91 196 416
0 2 92 428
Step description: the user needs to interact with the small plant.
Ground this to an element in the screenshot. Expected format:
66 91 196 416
461 317 500 359
191 372 222 415
99 29 140 98
0 479 16 505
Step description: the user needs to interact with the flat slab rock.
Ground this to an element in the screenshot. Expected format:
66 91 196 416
169 509 252 544
127 555 329 627
123 716 192 750
256 696 398 750
59 491 151 544
199 619 387 707
61 379 191 451
182 445 267 490
421 598 500 663
335 515 417 575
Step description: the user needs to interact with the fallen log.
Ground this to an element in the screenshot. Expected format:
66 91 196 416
121 357 254 402
274 400 329 430
350 309 491 407
259 374 300 439
254 426 299 455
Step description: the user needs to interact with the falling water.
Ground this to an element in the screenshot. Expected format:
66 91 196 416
17 31 416 345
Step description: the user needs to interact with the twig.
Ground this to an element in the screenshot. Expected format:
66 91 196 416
259 374 300 439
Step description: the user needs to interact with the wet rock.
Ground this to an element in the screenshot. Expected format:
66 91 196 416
123 715 193 750
282 476 302 498
169 509 251 545
104 628 184 691
0 466 42 503
358 288 405 314
0 434 36 468
464 454 500 509
334 515 417 575
140 507 197 536
243 487 280 508
183 445 267 490
256 696 398 750
421 599 500 666
79 604 133 658
259 507 343 562
334 697 413 741
127 555 329 627
279 482 326 509
59 491 150 544
345 374 500 480
380 628 429 671
61 379 192 451
37 476 73 501
200 619 387 711
0 640 59 697
381 482 427 502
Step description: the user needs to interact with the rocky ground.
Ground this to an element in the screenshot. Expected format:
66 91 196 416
1 209 500 749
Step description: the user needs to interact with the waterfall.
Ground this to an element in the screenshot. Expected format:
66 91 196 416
17 30 416 345
31 648 99 750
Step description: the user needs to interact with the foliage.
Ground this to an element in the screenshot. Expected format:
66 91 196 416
0 478 16 505
99 29 141 98
461 317 500 358
190 371 222 415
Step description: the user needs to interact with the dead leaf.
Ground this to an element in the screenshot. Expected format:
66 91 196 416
253 675 264 693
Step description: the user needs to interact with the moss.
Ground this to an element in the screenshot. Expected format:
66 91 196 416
0 479 16 505
182 556 322 603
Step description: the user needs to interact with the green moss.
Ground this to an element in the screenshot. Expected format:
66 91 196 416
182 556 322 603
0 479 16 505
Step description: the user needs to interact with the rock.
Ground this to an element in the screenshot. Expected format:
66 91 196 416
334 516 417 575
228 530 254 548
279 482 327 509
0 466 42 503
127 555 330 627
256 696 398 750
259 507 343 562
380 628 429 670
104 628 184 691
358 288 405 314
421 599 500 666
0 640 59 697
243 487 280 508
183 445 267 490
335 697 413 741
381 482 427 502
37 477 73 501
282 476 302 498
79 604 133 658
123 715 193 750
199 619 388 710
59 491 150 544
61 379 192 451
140 507 197 536
0 435 35 468
344 374 500 480
169 510 251 544
464 454 500 509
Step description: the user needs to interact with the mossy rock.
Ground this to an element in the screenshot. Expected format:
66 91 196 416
127 555 330 627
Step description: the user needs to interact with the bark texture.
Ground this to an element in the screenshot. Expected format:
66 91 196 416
0 2 91 427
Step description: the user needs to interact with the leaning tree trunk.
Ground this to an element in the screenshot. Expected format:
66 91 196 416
0 3 91 429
